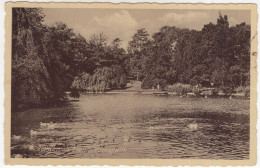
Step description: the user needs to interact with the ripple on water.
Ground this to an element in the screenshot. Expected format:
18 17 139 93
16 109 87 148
11 94 249 159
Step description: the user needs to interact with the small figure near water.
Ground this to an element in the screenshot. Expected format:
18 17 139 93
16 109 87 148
40 122 48 129
30 130 38 136
123 135 131 142
187 122 198 130
149 125 154 133
13 154 24 158
28 145 35 151
12 135 22 140
48 122 55 130
40 121 55 131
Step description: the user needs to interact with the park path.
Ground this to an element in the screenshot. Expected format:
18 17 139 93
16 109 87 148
125 81 142 91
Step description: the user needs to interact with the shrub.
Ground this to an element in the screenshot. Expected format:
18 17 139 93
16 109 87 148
175 83 193 95
166 83 201 96
70 88 80 98
141 75 167 90
235 86 250 97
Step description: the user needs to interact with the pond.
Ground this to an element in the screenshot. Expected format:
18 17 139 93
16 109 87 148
11 94 250 159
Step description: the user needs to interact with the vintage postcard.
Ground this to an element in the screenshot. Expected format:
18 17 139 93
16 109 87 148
4 2 257 166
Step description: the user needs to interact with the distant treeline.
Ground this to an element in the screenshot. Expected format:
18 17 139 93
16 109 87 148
12 8 250 109
128 15 250 92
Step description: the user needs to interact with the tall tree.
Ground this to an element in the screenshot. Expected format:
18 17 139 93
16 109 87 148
43 22 80 99
128 28 151 80
12 8 51 109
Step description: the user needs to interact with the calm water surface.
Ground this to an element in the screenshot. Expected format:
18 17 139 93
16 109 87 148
11 94 249 159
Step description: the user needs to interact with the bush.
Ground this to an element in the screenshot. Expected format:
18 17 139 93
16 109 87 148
141 75 167 90
141 75 155 89
235 85 250 97
70 88 80 98
166 83 200 96
221 86 234 95
175 83 193 96
71 66 127 92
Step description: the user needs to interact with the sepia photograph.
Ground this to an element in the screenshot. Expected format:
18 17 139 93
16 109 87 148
4 2 257 166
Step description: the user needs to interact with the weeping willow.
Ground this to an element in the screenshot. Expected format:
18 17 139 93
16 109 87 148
71 66 127 93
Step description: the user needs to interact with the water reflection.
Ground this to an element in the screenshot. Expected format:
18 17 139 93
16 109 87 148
11 94 249 159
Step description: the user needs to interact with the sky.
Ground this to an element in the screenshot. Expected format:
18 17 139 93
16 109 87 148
43 8 250 49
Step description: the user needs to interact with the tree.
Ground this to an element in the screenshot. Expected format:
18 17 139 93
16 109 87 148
12 8 95 109
12 8 52 109
128 28 151 80
136 13 250 93
43 22 78 100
